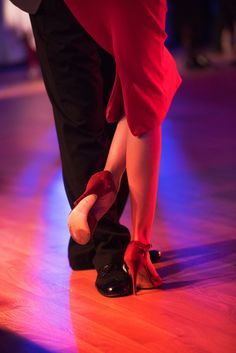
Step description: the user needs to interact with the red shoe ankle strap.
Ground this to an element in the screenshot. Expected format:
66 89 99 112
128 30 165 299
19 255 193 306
129 241 151 251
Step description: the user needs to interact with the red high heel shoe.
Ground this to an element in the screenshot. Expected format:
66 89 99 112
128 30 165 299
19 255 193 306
68 171 117 245
124 241 162 295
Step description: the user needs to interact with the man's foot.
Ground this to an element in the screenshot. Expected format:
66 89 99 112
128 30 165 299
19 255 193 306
95 264 133 297
149 249 161 263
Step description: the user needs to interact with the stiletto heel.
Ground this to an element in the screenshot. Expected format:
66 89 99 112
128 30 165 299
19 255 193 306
68 170 117 244
126 260 140 295
124 241 162 295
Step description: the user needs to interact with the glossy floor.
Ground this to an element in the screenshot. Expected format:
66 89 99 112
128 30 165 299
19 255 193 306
0 64 236 353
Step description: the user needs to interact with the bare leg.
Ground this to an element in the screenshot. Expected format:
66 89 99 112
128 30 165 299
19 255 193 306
104 117 162 292
69 117 128 244
104 117 162 244
104 116 128 189
126 126 162 244
72 116 128 214
70 115 162 253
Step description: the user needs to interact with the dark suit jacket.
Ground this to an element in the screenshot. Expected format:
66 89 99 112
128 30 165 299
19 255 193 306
10 0 42 14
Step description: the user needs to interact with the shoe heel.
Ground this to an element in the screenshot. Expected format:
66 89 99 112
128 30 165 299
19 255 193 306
69 171 117 245
126 260 140 296
124 241 162 294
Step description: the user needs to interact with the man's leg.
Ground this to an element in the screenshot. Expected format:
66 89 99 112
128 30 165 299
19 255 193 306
29 0 130 273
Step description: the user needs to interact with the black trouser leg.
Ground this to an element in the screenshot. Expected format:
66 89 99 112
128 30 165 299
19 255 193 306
30 0 130 270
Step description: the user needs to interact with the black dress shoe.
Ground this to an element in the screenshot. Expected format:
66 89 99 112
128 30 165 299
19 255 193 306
95 264 133 297
149 249 161 263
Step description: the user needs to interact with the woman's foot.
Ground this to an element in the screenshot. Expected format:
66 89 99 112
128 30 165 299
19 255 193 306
124 241 162 295
68 171 117 245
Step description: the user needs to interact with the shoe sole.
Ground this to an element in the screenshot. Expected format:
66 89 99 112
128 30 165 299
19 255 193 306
68 209 91 245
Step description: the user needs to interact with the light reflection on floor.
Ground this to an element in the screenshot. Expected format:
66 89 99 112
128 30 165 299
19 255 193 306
0 65 236 353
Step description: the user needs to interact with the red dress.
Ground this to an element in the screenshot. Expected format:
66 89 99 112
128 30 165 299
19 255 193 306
64 0 181 136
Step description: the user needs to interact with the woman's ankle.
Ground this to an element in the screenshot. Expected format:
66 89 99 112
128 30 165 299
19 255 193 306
103 168 123 191
131 235 151 246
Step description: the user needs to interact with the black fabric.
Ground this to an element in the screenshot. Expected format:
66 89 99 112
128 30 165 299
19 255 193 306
30 0 130 270
10 0 41 14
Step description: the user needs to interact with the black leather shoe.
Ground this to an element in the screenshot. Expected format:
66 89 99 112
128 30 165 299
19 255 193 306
95 264 133 297
149 249 161 263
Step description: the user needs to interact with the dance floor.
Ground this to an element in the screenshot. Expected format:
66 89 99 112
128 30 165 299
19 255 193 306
0 63 235 353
